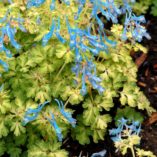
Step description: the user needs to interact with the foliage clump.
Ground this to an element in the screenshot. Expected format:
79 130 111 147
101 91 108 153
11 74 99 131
0 0 155 156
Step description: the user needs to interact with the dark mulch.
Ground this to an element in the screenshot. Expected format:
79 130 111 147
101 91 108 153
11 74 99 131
137 16 157 156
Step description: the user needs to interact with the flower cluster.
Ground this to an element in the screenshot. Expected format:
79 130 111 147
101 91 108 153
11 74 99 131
109 117 141 142
72 59 104 96
22 101 50 126
27 0 45 9
27 0 70 10
91 0 121 25
24 0 151 95
46 112 63 142
66 18 116 95
42 18 66 46
121 0 135 13
122 12 151 42
22 99 76 141
0 10 26 79
55 99 76 127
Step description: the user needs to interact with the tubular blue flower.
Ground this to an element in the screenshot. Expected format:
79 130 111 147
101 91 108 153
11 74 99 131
55 18 66 44
55 99 76 127
118 117 127 126
42 20 55 46
109 118 141 143
5 24 21 49
109 127 122 135
75 47 82 62
25 101 50 114
80 66 87 95
121 0 135 13
78 59 105 96
111 135 122 142
13 17 27 32
46 112 63 142
27 0 45 8
74 0 86 19
90 0 121 27
0 59 9 72
22 113 38 126
0 33 12 58
42 18 65 46
62 0 70 5
22 101 50 126
50 0 55 10
122 12 150 42
91 149 107 157
72 62 81 76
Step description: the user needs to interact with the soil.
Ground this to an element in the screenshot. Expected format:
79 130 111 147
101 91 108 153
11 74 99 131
63 15 157 157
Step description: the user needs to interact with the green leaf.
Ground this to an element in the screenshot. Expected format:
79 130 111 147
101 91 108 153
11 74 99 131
0 121 9 138
14 134 27 146
92 115 111 130
136 148 156 157
10 122 26 136
93 130 105 143
56 51 65 59
48 150 68 157
83 107 99 126
72 124 91 145
7 146 22 157
64 51 74 63
0 140 6 156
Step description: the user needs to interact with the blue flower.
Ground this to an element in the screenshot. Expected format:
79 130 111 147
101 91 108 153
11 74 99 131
62 0 70 5
5 24 21 49
46 112 63 142
55 99 76 127
55 18 66 43
42 20 55 46
91 149 107 157
27 0 45 9
122 12 150 42
109 118 141 143
50 0 55 10
42 18 66 46
0 59 9 72
121 0 135 13
22 101 50 126
74 0 86 19
0 35 12 58
80 66 87 95
90 0 121 27
22 113 38 126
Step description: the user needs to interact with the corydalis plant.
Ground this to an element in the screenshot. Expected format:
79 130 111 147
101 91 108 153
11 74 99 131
0 0 154 156
109 118 141 157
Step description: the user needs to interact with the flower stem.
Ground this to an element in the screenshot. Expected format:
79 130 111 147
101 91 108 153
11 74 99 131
130 147 136 157
54 62 67 81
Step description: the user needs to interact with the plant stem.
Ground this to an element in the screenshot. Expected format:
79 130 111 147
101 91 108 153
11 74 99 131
130 147 136 157
54 62 67 81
